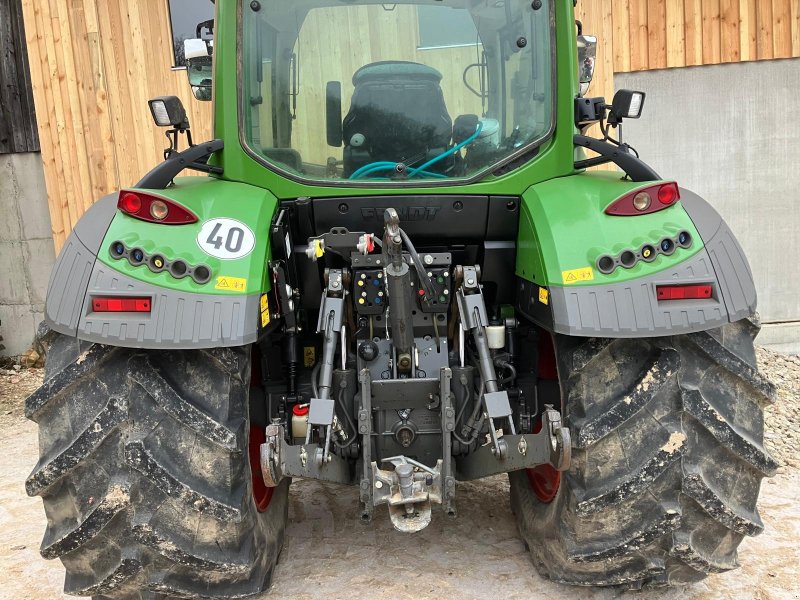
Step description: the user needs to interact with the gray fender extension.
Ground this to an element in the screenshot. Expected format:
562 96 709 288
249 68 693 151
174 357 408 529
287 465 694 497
43 194 260 349
519 189 757 338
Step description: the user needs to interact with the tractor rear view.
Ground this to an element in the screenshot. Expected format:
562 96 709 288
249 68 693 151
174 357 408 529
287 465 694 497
27 0 775 597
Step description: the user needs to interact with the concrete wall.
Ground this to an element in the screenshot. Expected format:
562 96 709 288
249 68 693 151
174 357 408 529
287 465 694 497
0 152 55 357
617 58 800 352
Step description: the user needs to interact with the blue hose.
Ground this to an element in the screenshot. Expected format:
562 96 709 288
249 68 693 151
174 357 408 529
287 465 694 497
407 122 483 178
348 121 483 180
350 161 397 180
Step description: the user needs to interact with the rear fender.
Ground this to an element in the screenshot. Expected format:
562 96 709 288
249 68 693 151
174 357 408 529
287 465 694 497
516 173 756 338
44 177 278 349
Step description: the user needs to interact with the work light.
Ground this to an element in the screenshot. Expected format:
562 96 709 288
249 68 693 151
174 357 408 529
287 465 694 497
148 96 190 130
610 89 646 121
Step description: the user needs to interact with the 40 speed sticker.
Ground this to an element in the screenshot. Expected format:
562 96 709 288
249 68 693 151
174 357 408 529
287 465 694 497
197 218 256 260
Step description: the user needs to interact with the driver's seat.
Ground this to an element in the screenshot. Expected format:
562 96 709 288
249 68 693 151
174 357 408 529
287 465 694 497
342 61 453 177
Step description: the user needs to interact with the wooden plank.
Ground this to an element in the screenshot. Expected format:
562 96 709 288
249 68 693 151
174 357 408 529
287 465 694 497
11 0 40 151
647 0 668 69
628 0 649 71
612 0 631 72
792 0 800 56
68 2 117 200
0 0 18 153
26 0 69 247
684 0 704 65
0 0 36 154
665 0 686 68
598 0 615 100
52 0 94 214
43 0 82 233
82 0 119 195
720 0 741 62
756 0 775 59
702 0 722 64
96 1 139 188
771 0 793 58
739 0 758 61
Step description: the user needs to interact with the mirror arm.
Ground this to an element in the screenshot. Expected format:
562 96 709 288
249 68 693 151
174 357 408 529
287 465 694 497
574 135 660 183
136 140 224 190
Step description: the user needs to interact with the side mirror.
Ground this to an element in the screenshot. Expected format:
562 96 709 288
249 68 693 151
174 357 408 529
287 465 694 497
326 81 343 147
186 56 213 101
577 35 597 97
610 89 646 123
184 39 212 102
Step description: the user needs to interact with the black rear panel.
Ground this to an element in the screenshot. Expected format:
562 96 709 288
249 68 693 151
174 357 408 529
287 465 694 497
280 195 520 310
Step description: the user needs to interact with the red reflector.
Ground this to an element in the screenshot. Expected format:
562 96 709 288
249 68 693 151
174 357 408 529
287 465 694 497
657 183 679 205
92 297 152 312
120 193 142 214
656 285 713 301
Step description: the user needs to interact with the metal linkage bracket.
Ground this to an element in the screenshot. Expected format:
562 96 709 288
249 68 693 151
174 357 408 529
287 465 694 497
307 268 348 464
439 367 456 516
358 368 374 522
260 421 352 488
455 265 516 457
455 406 571 481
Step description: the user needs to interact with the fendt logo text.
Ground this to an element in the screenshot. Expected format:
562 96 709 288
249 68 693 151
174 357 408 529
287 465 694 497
360 206 441 222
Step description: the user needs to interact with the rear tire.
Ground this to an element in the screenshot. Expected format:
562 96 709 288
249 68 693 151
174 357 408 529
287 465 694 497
510 319 777 587
26 332 289 599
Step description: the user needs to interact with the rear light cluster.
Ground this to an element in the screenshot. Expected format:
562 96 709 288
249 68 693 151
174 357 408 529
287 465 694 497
605 182 681 216
118 191 198 225
92 297 152 313
656 284 714 301
110 241 212 284
596 230 694 275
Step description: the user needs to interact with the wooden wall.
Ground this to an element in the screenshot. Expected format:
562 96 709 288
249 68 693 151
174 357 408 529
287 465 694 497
0 0 39 154
20 0 212 251
577 0 800 104
20 0 800 251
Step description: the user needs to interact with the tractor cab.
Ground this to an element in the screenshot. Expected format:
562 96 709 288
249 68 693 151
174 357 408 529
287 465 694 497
187 0 555 185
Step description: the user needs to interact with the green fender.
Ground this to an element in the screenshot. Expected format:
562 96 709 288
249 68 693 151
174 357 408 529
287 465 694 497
44 176 278 349
515 172 757 338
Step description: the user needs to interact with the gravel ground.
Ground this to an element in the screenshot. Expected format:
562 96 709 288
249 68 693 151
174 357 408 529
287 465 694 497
0 347 797 599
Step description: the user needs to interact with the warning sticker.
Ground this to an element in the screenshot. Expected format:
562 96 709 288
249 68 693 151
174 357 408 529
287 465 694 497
562 267 594 285
303 347 316 368
215 276 248 292
539 287 549 305
260 294 270 328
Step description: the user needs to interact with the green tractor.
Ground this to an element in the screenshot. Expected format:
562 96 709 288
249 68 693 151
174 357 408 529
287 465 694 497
27 0 776 596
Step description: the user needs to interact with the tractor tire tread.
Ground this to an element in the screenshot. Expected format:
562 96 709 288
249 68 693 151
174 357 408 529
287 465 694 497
27 333 288 599
510 319 774 588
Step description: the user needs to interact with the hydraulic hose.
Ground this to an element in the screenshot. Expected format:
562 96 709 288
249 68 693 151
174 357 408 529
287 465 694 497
407 122 483 177
399 228 435 298
349 121 483 180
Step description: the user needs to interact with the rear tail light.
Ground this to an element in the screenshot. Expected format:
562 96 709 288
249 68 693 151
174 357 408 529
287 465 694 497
117 191 197 225
656 284 713 301
92 297 152 312
606 182 681 216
